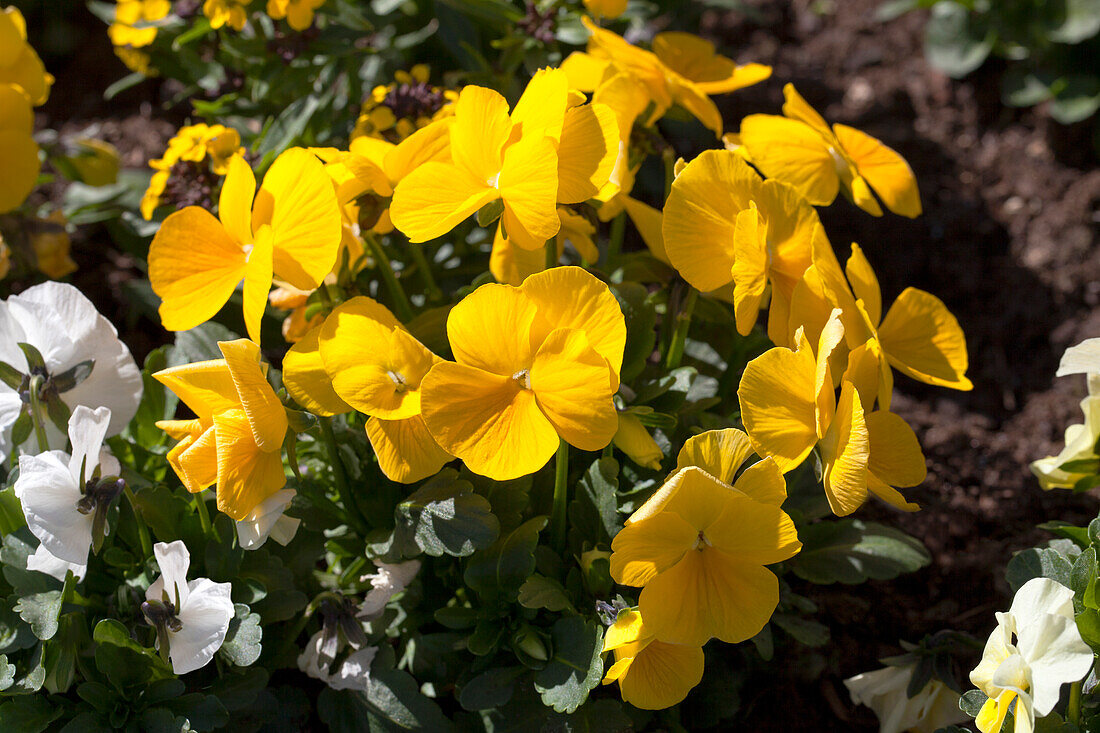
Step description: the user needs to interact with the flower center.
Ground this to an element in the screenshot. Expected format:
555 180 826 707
827 146 851 178
487 171 501 189
387 370 408 393
142 597 184 665
512 369 531 390
693 530 712 551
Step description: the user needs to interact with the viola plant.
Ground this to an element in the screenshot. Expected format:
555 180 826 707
0 1 990 730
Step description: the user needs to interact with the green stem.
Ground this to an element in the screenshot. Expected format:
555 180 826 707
317 283 336 313
122 484 152 560
194 492 213 538
662 148 676 201
550 439 569 553
544 237 558 271
28 376 48 452
408 242 442 302
604 212 625 270
665 287 698 370
1069 679 1083 726
319 417 369 535
365 233 414 322
60 569 75 605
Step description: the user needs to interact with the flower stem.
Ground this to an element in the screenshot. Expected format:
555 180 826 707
665 287 698 370
1069 679 1083 725
194 492 213 538
550 439 569 553
365 233 414 322
662 148 676 201
319 416 369 535
545 237 558 271
122 484 152 560
316 282 336 313
604 212 625 270
408 242 442 302
28 375 49 452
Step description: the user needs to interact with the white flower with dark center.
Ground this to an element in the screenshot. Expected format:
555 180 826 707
143 541 234 675
0 282 142 458
14 405 122 581
235 489 300 550
845 661 967 733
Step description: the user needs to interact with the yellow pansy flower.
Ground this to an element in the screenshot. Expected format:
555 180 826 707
738 313 926 516
662 149 818 336
420 266 625 481
612 412 663 471
311 296 452 483
490 208 599 286
141 124 244 219
204 0 252 31
154 339 288 520
0 7 53 106
562 17 770 136
0 82 40 213
31 210 77 279
601 608 704 710
148 148 342 343
583 0 627 19
739 84 922 218
109 0 170 49
610 461 800 647
266 0 324 31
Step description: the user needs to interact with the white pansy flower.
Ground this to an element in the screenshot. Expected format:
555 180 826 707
845 662 966 733
1032 341 1100 490
235 489 300 550
358 559 421 619
143 540 234 675
297 630 378 692
1056 338 1100 378
14 405 120 578
969 578 1094 733
0 282 142 458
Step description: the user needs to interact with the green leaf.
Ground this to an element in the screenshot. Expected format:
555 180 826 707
172 322 241 364
394 470 500 558
0 488 25 535
1040 520 1091 548
771 614 830 647
1006 547 1074 593
1050 75 1100 124
924 1 994 78
533 616 604 714
518 575 575 613
458 666 524 711
544 698 634 733
789 520 931 584
464 517 547 602
573 458 620 544
93 619 173 690
1046 0 1100 43
1071 546 1099 611
0 362 22 391
15 591 61 641
1002 67 1055 108
0 654 14 691
611 282 658 383
219 604 262 667
959 688 988 717
0 695 63 732
319 651 453 731
163 693 230 732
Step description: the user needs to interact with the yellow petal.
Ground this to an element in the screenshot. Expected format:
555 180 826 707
833 123 921 218
640 548 779 646
610 510 696 587
218 339 288 452
557 208 599 262
382 116 453 183
878 287 972 390
154 360 238 421
628 466 737 529
521 266 626 383
593 72 649 147
781 83 831 137
617 639 705 711
738 342 818 472
843 337 889 413
866 409 926 494
0 128 39 214
450 85 512 184
706 493 801 565
975 693 1014 733
446 283 537 377
820 381 870 516
613 412 664 470
489 224 548 287
242 225 274 344
675 428 755 485
560 52 613 93
148 207 246 333
666 75 724 136
556 103 618 204
529 328 618 452
283 326 352 416
845 243 882 326
511 67 569 143
212 408 287 520
366 415 452 484
848 173 884 217
621 196 667 264
420 362 559 481
602 608 649 653
170 425 219 493
218 154 255 245
753 178 819 295
814 311 846 436
738 114 838 206
731 204 767 336
390 160 498 243
498 133 561 246
732 457 789 507
653 32 769 94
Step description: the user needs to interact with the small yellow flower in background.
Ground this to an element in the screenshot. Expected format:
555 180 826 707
738 313 926 516
490 207 599 285
739 84 922 218
313 296 453 483
31 211 77 279
0 82 40 214
148 148 342 343
69 138 121 186
562 17 771 136
114 46 153 75
268 284 321 344
0 6 53 106
583 0 627 19
612 412 663 470
266 0 324 31
204 0 252 31
601 608 704 710
610 451 800 646
420 266 625 481
352 65 457 143
141 123 244 219
154 339 289 520
109 0 170 49
662 149 818 339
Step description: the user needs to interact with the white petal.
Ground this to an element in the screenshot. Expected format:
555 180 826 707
297 631 328 681
26 543 86 582
267 516 300 547
358 559 421 618
1010 578 1076 626
235 489 297 550
169 578 234 675
14 452 91 566
1058 338 1100 378
328 647 377 692
1018 613 1093 716
149 540 192 608
0 390 22 462
98 448 120 478
67 405 111 485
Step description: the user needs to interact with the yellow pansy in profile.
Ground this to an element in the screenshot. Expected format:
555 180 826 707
148 148 342 343
31 211 77 279
610 461 800 647
562 17 770 136
266 0 324 31
0 7 53 106
204 0 252 30
739 84 921 218
109 0 170 49
601 608 704 710
154 339 288 520
738 313 926 516
0 83 40 213
421 266 625 481
612 412 663 471
306 297 452 483
490 208 598 286
662 150 818 337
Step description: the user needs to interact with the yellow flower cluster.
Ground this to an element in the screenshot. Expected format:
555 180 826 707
0 6 52 214
141 123 245 220
351 65 458 143
109 0 169 73
266 0 325 31
204 0 253 31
